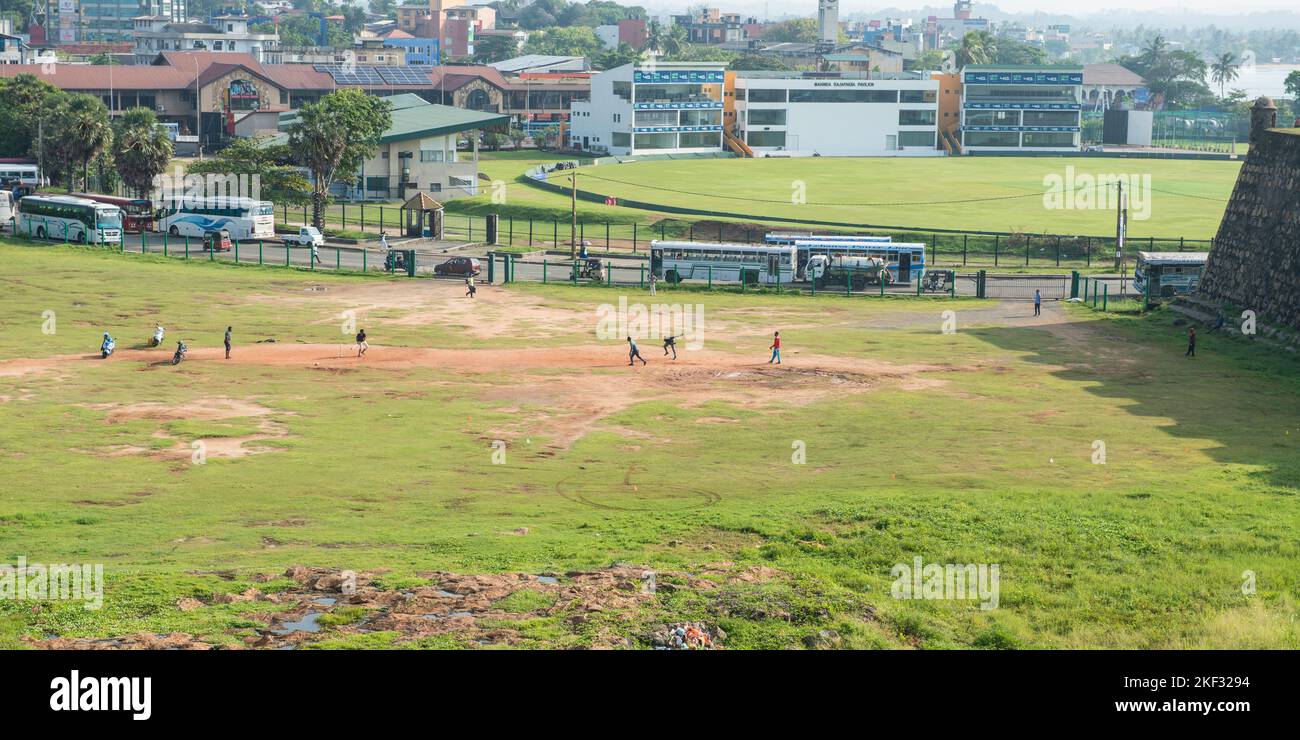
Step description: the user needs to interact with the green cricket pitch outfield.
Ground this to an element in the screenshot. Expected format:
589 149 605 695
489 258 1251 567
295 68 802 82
1 241 1297 649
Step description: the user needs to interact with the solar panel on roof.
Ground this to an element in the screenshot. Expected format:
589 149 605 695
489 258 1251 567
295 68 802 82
378 67 433 85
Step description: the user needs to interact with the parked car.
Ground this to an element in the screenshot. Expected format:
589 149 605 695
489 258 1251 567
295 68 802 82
434 256 481 277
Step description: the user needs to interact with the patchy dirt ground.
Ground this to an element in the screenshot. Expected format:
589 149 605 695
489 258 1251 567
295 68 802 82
75 398 292 461
27 564 788 650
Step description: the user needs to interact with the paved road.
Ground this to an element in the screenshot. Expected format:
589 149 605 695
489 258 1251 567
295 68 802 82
92 235 1140 300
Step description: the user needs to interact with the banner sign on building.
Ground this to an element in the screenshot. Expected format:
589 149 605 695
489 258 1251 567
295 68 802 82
964 71 1084 85
633 70 725 84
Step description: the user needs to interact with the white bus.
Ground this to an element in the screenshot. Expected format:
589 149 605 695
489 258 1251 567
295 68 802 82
0 191 13 230
795 239 928 284
765 232 892 246
17 195 123 244
156 197 275 241
650 240 798 285
0 163 42 188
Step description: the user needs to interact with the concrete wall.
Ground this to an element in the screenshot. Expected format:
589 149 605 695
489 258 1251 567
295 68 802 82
1198 128 1300 330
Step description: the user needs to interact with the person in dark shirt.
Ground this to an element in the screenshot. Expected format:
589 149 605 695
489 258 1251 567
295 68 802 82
224 326 232 359
1185 326 1196 358
356 329 368 357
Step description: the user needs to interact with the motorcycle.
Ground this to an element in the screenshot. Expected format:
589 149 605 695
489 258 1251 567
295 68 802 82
384 249 406 272
100 333 116 359
171 341 188 366
149 325 165 348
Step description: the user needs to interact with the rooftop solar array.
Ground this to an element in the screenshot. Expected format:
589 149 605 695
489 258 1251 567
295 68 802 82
313 65 434 87
378 67 435 85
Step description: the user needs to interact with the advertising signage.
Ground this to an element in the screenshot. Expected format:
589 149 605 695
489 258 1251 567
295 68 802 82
633 70 726 84
964 71 1084 85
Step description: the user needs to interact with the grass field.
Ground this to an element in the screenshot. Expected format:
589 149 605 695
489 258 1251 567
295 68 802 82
2 240 1298 649
463 153 1241 240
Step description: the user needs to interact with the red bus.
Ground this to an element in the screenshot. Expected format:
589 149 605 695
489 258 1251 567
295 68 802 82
53 193 154 233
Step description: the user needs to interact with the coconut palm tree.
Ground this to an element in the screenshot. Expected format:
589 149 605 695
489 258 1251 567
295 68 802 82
1210 52 1240 98
113 107 173 198
954 31 996 69
43 94 113 192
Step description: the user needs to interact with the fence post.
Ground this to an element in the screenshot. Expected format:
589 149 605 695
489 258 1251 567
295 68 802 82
1103 283 1108 311
529 218 533 247
994 235 1000 267
639 263 644 288
632 223 637 252
234 240 239 263
259 241 263 265
553 218 557 247
363 250 367 272
184 236 189 259
1025 237 1029 267
963 234 968 267
1055 236 1061 267
1086 237 1092 267
543 259 548 284
336 248 341 271
708 265 712 289
605 222 610 251
509 216 513 246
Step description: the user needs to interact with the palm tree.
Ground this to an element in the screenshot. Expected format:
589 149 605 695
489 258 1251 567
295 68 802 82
646 18 664 53
954 31 996 69
44 94 113 192
1210 52 1240 98
662 24 688 58
113 107 173 198
1139 35 1169 69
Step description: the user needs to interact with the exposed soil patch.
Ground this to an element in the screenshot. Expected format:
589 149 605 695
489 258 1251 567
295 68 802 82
79 397 291 461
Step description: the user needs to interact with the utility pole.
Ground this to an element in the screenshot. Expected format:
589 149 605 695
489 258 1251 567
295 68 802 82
570 168 578 259
1114 178 1125 273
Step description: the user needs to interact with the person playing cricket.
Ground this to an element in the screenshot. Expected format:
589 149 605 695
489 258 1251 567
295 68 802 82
356 328 368 357
627 336 646 367
662 334 680 360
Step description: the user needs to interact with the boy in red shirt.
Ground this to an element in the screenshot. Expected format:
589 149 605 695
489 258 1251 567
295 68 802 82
769 331 781 364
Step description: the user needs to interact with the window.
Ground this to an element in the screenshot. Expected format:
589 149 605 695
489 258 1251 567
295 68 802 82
365 176 389 195
1022 110 1079 127
734 88 746 101
899 110 936 126
748 109 786 125
964 131 1021 147
612 113 621 123
748 88 786 103
612 132 631 147
900 89 937 103
678 132 719 148
965 110 1019 127
1022 132 1076 147
747 130 786 147
788 89 898 103
420 150 444 162
899 131 935 147
428 183 442 192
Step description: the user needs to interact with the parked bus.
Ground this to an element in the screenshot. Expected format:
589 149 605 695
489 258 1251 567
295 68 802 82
0 191 13 230
63 193 154 233
18 195 123 244
650 241 798 286
156 197 275 241
765 232 892 246
1133 252 1209 300
794 239 927 284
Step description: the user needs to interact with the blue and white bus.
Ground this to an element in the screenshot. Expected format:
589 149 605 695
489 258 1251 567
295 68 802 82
794 239 927 284
650 241 798 285
17 195 123 244
764 232 892 246
156 197 275 241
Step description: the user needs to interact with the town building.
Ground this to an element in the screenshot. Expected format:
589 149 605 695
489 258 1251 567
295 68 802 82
132 15 280 65
923 0 991 51
569 62 727 155
731 71 941 156
595 19 647 51
671 9 756 46
959 65 1083 152
396 0 495 59
1081 63 1147 111
275 92 508 201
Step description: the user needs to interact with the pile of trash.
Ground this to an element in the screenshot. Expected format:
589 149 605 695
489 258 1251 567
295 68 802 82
651 622 723 650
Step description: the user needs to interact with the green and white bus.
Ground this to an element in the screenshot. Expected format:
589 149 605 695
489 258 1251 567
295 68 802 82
17 195 123 244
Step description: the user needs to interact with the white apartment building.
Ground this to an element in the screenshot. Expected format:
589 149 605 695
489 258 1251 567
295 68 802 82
132 15 280 65
734 71 942 156
568 62 726 156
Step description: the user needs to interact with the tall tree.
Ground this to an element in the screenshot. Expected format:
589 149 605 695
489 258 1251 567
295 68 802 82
112 107 173 198
188 136 312 206
1209 52 1240 98
955 31 996 69
41 94 113 192
0 74 60 158
288 89 391 229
